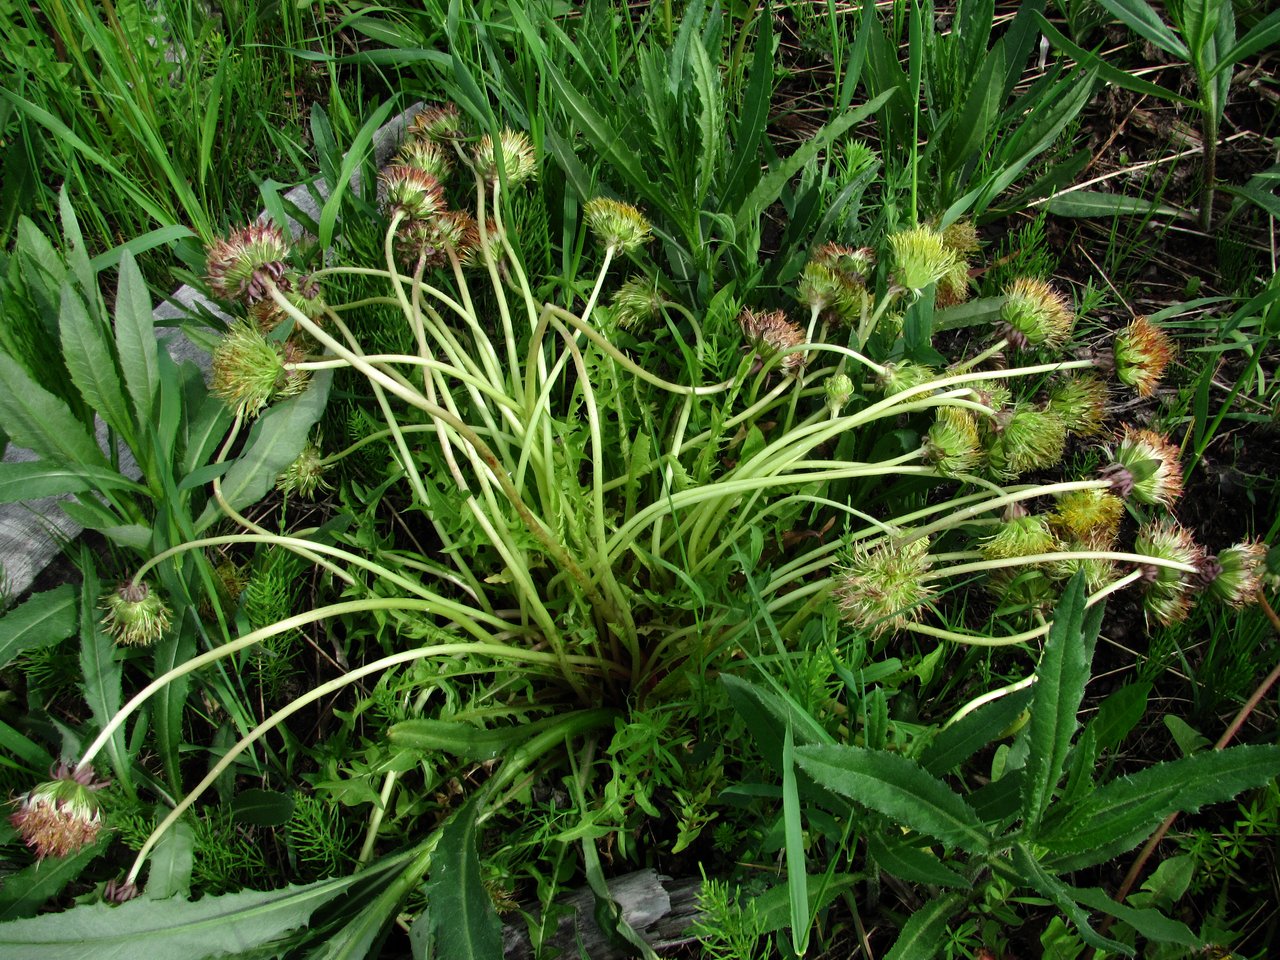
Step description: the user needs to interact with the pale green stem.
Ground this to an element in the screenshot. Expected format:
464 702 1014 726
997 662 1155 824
924 550 1200 581
556 320 637 668
943 569 1145 720
904 568 1147 648
131 534 504 614
359 770 400 866
900 479 1114 546
124 640 616 884
77 598 496 774
788 340 887 377
541 305 735 396
946 675 1037 728
949 337 1010 374
290 355 518 410
610 464 941 563
308 265 468 321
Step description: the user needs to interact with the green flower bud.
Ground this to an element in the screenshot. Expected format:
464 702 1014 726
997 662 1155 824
888 226 958 295
1134 520 1202 626
983 405 1067 479
102 580 171 647
585 198 652 254
1114 316 1174 397
824 373 854 414
278 441 331 500
999 278 1074 351
473 129 536 185
835 534 934 637
924 407 981 477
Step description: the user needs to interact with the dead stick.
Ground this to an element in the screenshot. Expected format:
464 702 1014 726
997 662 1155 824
1103 592 1280 926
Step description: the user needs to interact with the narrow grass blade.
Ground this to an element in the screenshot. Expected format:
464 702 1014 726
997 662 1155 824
317 101 396 250
1095 0 1190 58
782 726 810 955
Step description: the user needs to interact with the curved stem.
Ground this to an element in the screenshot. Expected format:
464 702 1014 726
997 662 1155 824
125 642 619 883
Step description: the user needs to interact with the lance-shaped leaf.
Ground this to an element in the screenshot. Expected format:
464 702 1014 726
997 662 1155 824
0 584 76 669
1022 573 1104 831
1042 744 1280 871
0 873 375 959
795 744 992 854
421 799 502 960
883 894 966 960
0 351 108 469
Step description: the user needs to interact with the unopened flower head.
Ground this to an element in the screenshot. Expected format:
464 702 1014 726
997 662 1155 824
1206 539 1267 608
278 441 331 500
610 275 668 330
999 278 1074 351
798 261 864 326
409 102 464 142
397 209 477 270
585 198 652 254
1113 316 1174 397
888 226 958 295
984 405 1067 479
924 406 981 477
876 360 937 397
10 763 106 860
211 322 295 418
813 243 876 283
1103 426 1183 506
101 580 171 647
206 223 292 303
1056 553 1117 592
460 219 505 270
738 308 806 376
1134 519 1202 626
473 129 536 185
379 165 445 222
987 568 1059 615
1050 488 1124 548
834 534 934 637
1046 373 1107 437
396 138 453 181
935 259 972 308
941 219 980 257
824 373 854 415
283 272 324 320
980 514 1062 562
